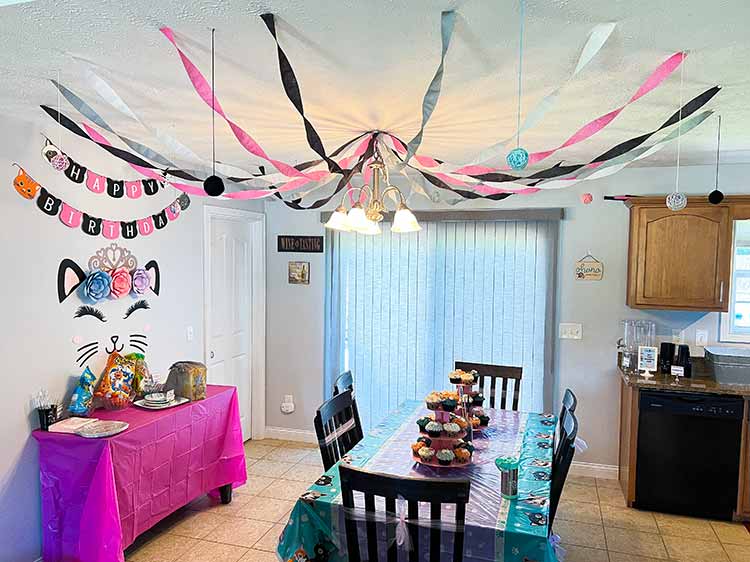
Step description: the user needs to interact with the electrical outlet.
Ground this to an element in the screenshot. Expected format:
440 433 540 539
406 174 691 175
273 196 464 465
559 323 582 340
281 395 295 414
696 329 709 347
186 326 194 342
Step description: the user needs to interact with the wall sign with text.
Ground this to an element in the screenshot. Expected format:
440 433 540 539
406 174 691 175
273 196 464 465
575 253 604 281
277 235 324 253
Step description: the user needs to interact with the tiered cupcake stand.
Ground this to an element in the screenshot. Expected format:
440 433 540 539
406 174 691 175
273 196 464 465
452 371 491 434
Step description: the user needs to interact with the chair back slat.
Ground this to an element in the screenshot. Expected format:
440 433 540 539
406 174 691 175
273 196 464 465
455 361 523 411
549 410 578 530
340 464 471 562
333 370 354 395
314 390 364 470
562 388 578 413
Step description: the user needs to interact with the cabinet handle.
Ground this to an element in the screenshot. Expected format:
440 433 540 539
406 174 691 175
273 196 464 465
720 281 724 303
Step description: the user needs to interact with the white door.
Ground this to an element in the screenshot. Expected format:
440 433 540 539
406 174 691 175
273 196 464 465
204 207 264 439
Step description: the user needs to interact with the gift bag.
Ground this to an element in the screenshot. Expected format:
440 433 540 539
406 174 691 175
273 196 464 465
166 361 207 401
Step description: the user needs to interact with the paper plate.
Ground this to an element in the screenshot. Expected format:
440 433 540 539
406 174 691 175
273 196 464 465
134 397 190 410
76 421 129 438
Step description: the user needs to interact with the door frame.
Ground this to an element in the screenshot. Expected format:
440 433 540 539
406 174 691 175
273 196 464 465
203 205 266 440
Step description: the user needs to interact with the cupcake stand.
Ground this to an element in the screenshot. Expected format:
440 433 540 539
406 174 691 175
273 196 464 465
454 375 491 434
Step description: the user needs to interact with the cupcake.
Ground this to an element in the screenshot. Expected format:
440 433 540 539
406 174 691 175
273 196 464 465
478 414 490 426
436 449 455 466
471 416 480 429
418 447 435 462
411 442 426 455
454 448 471 463
417 436 432 447
442 397 458 412
452 415 468 430
443 422 461 437
472 393 485 406
460 372 474 385
455 440 475 454
469 370 479 383
448 370 464 384
416 416 432 431
426 421 444 437
426 392 442 410
472 407 485 417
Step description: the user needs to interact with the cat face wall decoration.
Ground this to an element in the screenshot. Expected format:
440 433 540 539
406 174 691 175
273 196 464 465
57 243 160 370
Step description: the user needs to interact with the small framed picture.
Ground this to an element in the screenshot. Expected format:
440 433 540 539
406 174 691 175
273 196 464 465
288 261 310 285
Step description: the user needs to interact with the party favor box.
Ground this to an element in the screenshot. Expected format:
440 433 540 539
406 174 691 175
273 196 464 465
166 361 207 401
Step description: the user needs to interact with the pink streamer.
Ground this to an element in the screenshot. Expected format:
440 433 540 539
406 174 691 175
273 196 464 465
161 27 312 179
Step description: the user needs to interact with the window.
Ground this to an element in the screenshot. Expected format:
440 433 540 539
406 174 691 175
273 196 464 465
721 220 750 342
324 218 558 430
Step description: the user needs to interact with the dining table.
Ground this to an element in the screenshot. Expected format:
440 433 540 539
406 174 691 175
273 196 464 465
277 400 558 562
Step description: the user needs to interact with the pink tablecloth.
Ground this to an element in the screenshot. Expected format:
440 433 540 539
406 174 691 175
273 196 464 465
32 385 247 562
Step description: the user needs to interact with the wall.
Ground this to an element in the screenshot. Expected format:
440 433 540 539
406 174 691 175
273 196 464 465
263 162 750 469
0 114 262 560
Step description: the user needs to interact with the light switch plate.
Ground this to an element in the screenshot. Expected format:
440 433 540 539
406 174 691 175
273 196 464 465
186 326 194 342
696 329 709 347
559 323 583 340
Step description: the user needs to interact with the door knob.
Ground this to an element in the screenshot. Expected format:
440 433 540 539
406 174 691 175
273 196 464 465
210 351 215 359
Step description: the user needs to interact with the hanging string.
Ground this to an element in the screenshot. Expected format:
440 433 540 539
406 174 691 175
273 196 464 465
715 114 722 190
674 51 685 192
57 69 62 150
211 28 216 178
515 0 525 149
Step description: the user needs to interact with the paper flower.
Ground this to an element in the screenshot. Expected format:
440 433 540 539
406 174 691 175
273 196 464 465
79 270 112 303
131 268 151 296
109 268 132 299
581 193 593 204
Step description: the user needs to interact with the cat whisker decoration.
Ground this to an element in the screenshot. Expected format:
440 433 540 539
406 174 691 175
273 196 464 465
77 345 99 367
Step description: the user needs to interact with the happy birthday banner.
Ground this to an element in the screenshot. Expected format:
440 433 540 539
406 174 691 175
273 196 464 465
11 165 190 239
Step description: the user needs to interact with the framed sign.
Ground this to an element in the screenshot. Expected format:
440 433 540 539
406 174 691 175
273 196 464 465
288 261 310 285
575 253 603 280
638 345 658 377
277 235 324 253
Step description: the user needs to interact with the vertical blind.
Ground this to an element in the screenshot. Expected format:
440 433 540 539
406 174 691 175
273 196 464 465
324 219 558 430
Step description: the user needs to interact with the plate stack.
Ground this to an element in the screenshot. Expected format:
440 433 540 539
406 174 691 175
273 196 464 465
144 391 174 407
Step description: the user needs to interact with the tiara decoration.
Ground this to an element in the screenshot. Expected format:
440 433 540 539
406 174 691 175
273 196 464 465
79 243 154 303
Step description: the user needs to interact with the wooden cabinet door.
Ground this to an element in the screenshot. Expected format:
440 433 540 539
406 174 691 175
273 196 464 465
628 204 731 311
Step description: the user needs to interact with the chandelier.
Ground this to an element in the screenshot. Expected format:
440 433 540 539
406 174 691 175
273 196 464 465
324 148 421 235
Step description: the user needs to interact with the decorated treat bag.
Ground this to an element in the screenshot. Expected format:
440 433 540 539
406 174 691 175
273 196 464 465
166 361 207 401
68 367 99 416
94 352 136 410
125 352 151 398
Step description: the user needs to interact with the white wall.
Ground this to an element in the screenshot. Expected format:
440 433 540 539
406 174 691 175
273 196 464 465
263 162 750 469
0 114 261 560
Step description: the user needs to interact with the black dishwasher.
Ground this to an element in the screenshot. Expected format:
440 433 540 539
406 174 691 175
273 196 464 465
635 390 744 520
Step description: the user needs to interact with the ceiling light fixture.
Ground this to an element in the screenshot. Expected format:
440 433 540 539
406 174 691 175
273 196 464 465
325 138 420 235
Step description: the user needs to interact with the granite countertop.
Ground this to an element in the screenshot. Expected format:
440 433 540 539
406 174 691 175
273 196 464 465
619 358 750 396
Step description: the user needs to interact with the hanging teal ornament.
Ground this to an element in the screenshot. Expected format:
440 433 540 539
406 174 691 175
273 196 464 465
506 147 529 170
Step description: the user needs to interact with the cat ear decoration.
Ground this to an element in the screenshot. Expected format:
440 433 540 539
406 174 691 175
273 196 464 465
57 258 86 303
145 260 160 295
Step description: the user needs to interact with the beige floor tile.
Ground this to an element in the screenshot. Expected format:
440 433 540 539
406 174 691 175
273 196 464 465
608 553 674 562
561 545 609 562
127 534 199 562
237 497 297 522
238 550 280 562
297 450 324 468
243 476 277 496
247 460 292 478
597 478 622 489
553 520 607 549
712 522 750 546
187 494 253 518
662 535 729 562
181 540 248 562
598 486 627 507
257 439 295 447
264 448 310 463
203 518 274 549
724 543 750 562
604 527 667 559
167 512 231 539
279 463 326 483
601 505 658 533
654 513 718 542
568 475 598 487
557 499 603 525
562 483 600 504
253 523 286 552
244 442 276 460
258 479 312 501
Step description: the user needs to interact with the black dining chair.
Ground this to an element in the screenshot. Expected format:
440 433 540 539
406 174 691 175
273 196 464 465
333 370 354 395
339 464 471 562
555 388 578 452
454 361 523 410
314 389 364 471
549 409 578 530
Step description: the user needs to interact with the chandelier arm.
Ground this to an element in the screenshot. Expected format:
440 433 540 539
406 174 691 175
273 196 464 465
381 185 406 209
338 184 372 207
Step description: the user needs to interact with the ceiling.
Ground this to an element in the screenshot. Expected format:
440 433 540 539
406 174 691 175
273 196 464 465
0 0 748 174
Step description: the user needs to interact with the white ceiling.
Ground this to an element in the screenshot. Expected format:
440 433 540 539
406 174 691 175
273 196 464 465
0 0 748 173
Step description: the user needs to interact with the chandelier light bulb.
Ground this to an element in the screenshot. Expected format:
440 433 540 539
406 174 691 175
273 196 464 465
391 204 421 233
347 204 371 232
324 205 351 231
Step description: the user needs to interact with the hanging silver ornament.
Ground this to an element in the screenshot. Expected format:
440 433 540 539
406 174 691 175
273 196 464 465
666 191 687 211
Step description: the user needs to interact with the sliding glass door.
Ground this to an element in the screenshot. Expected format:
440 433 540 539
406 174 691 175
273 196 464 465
325 219 558 430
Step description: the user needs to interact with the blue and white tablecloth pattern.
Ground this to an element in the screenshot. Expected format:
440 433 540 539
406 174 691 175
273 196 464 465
277 400 557 562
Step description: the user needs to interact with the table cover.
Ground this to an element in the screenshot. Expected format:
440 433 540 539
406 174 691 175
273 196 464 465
278 401 557 562
33 385 247 562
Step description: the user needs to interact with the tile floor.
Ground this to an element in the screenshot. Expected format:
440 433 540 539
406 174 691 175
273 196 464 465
125 440 750 562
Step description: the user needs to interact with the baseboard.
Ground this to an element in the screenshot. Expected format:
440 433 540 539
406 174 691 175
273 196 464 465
570 461 618 480
263 426 317 444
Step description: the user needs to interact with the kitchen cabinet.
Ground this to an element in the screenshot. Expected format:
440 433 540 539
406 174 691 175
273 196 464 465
626 197 735 311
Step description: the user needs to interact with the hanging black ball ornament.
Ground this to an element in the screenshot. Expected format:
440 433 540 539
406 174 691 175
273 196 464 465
203 175 225 197
708 189 725 204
